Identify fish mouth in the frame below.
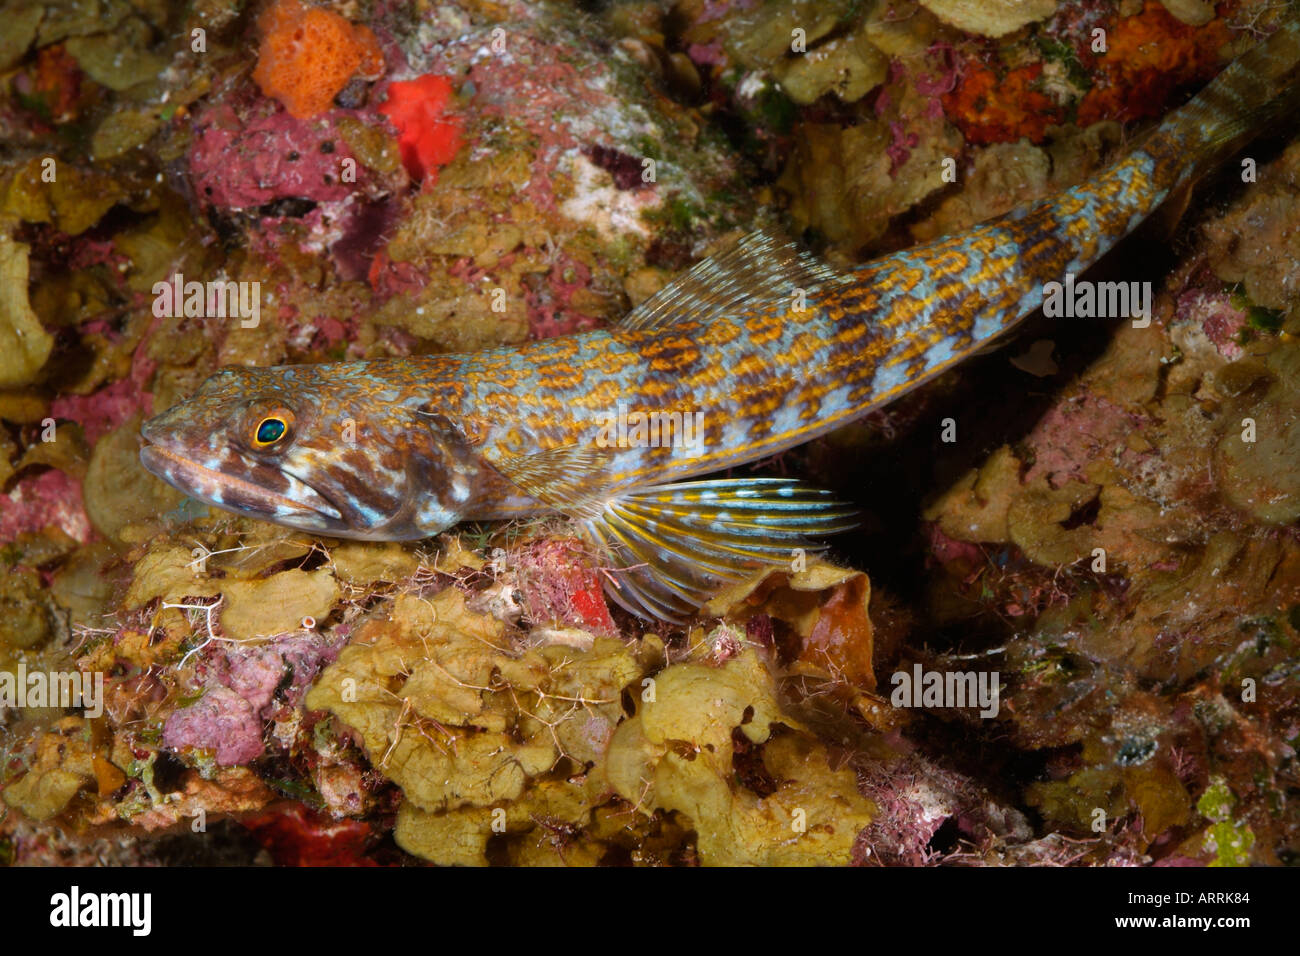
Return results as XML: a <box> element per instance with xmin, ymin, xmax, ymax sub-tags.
<box><xmin>139</xmin><ymin>440</ymin><xmax>345</xmax><ymax>529</ymax></box>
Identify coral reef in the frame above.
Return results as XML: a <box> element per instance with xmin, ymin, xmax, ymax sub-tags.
<box><xmin>1</xmin><ymin>0</ymin><xmax>1299</xmax><ymax>868</ymax></box>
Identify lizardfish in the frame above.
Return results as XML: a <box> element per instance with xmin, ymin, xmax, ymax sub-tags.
<box><xmin>141</xmin><ymin>14</ymin><xmax>1300</xmax><ymax>620</ymax></box>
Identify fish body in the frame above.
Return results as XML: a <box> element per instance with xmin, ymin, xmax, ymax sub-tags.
<box><xmin>142</xmin><ymin>14</ymin><xmax>1300</xmax><ymax>619</ymax></box>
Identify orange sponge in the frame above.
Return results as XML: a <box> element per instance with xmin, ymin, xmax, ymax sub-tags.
<box><xmin>253</xmin><ymin>0</ymin><xmax>385</xmax><ymax>118</ymax></box>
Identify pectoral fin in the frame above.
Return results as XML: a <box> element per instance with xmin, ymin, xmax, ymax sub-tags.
<box><xmin>574</xmin><ymin>478</ymin><xmax>857</xmax><ymax>621</ymax></box>
<box><xmin>479</xmin><ymin>444</ymin><xmax>857</xmax><ymax>621</ymax></box>
<box><xmin>482</xmin><ymin>443</ymin><xmax>617</xmax><ymax>510</ymax></box>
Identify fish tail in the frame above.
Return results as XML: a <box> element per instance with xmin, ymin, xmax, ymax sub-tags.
<box><xmin>1155</xmin><ymin>7</ymin><xmax>1300</xmax><ymax>182</ymax></box>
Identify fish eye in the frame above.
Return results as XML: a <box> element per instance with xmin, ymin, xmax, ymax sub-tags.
<box><xmin>256</xmin><ymin>418</ymin><xmax>287</xmax><ymax>444</ymax></box>
<box><xmin>251</xmin><ymin>408</ymin><xmax>294</xmax><ymax>448</ymax></box>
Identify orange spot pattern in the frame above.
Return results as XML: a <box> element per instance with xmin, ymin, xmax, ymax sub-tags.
<box><xmin>253</xmin><ymin>0</ymin><xmax>385</xmax><ymax>119</ymax></box>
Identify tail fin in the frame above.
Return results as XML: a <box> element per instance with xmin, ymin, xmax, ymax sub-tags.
<box><xmin>1156</xmin><ymin>8</ymin><xmax>1300</xmax><ymax>182</ymax></box>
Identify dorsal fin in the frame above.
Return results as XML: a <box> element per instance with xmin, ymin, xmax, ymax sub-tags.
<box><xmin>617</xmin><ymin>228</ymin><xmax>845</xmax><ymax>331</ymax></box>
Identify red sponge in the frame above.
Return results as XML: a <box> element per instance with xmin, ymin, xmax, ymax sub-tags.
<box><xmin>378</xmin><ymin>74</ymin><xmax>463</xmax><ymax>183</ymax></box>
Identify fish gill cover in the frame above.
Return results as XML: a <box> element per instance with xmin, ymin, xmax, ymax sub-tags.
<box><xmin>0</xmin><ymin>0</ymin><xmax>1296</xmax><ymax>873</ymax></box>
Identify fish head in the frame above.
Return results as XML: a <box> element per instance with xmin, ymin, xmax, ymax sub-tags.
<box><xmin>140</xmin><ymin>364</ymin><xmax>481</xmax><ymax>539</ymax></box>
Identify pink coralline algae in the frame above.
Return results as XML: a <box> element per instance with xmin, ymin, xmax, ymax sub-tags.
<box><xmin>878</xmin><ymin>54</ymin><xmax>954</xmax><ymax>174</ymax></box>
<box><xmin>188</xmin><ymin>103</ymin><xmax>366</xmax><ymax>211</ymax></box>
<box><xmin>223</xmin><ymin>632</ymin><xmax>340</xmax><ymax>711</ymax></box>
<box><xmin>912</xmin><ymin>45</ymin><xmax>959</xmax><ymax>117</ymax></box>
<box><xmin>163</xmin><ymin>632</ymin><xmax>340</xmax><ymax>765</ymax></box>
<box><xmin>927</xmin><ymin>523</ymin><xmax>986</xmax><ymax>567</ymax></box>
<box><xmin>526</xmin><ymin>255</ymin><xmax>602</xmax><ymax>338</ymax></box>
<box><xmin>451</xmin><ymin>35</ymin><xmax>621</xmax><ymax>211</ymax></box>
<box><xmin>886</xmin><ymin>121</ymin><xmax>921</xmax><ymax>175</ymax></box>
<box><xmin>855</xmin><ymin>750</ymin><xmax>1032</xmax><ymax>866</ymax></box>
<box><xmin>1023</xmin><ymin>393</ymin><xmax>1147</xmax><ymax>488</ymax></box>
<box><xmin>163</xmin><ymin>686</ymin><xmax>266</xmax><ymax>766</ymax></box>
<box><xmin>1177</xmin><ymin>288</ymin><xmax>1248</xmax><ymax>360</ymax></box>
<box><xmin>0</xmin><ymin>470</ymin><xmax>93</xmax><ymax>545</ymax></box>
<box><xmin>49</xmin><ymin>349</ymin><xmax>156</xmax><ymax>446</ymax></box>
<box><xmin>697</xmin><ymin>0</ymin><xmax>756</xmax><ymax>23</ymax></box>
<box><xmin>687</xmin><ymin>41</ymin><xmax>726</xmax><ymax>67</ymax></box>
<box><xmin>368</xmin><ymin>247</ymin><xmax>429</xmax><ymax>301</ymax></box>
<box><xmin>513</xmin><ymin>538</ymin><xmax>617</xmax><ymax>635</ymax></box>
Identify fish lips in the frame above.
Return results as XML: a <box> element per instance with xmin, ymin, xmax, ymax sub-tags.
<box><xmin>139</xmin><ymin>435</ymin><xmax>347</xmax><ymax>533</ymax></box>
